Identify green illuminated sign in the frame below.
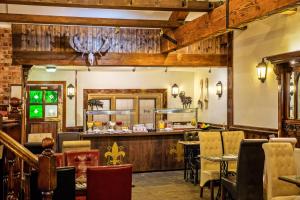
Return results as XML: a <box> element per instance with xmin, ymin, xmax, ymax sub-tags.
<box><xmin>29</xmin><ymin>105</ymin><xmax>43</xmax><ymax>119</ymax></box>
<box><xmin>29</xmin><ymin>90</ymin><xmax>43</xmax><ymax>104</ymax></box>
<box><xmin>45</xmin><ymin>91</ymin><xmax>58</xmax><ymax>104</ymax></box>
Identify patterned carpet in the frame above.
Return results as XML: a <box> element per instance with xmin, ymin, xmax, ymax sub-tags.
<box><xmin>132</xmin><ymin>171</ymin><xmax>216</xmax><ymax>200</ymax></box>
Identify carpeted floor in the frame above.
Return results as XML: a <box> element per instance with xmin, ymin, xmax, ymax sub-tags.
<box><xmin>132</xmin><ymin>171</ymin><xmax>216</xmax><ymax>200</ymax></box>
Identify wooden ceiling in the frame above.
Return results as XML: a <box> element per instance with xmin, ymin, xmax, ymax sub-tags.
<box><xmin>1</xmin><ymin>0</ymin><xmax>300</xmax><ymax>67</ymax></box>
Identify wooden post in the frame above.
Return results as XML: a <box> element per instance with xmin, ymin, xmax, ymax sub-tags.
<box><xmin>38</xmin><ymin>138</ymin><xmax>56</xmax><ymax>200</ymax></box>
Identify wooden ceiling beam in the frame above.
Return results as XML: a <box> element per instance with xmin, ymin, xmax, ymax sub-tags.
<box><xmin>12</xmin><ymin>51</ymin><xmax>227</xmax><ymax>67</ymax></box>
<box><xmin>162</xmin><ymin>0</ymin><xmax>300</xmax><ymax>52</ymax></box>
<box><xmin>3</xmin><ymin>0</ymin><xmax>220</xmax><ymax>12</ymax></box>
<box><xmin>0</xmin><ymin>13</ymin><xmax>182</xmax><ymax>28</ymax></box>
<box><xmin>161</xmin><ymin>11</ymin><xmax>189</xmax><ymax>51</ymax></box>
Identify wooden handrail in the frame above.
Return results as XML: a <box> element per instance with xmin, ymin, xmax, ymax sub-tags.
<box><xmin>0</xmin><ymin>130</ymin><xmax>38</xmax><ymax>169</ymax></box>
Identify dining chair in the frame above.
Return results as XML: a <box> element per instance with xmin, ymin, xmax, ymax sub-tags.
<box><xmin>222</xmin><ymin>131</ymin><xmax>245</xmax><ymax>172</ymax></box>
<box><xmin>269</xmin><ymin>137</ymin><xmax>297</xmax><ymax>148</ymax></box>
<box><xmin>199</xmin><ymin>131</ymin><xmax>222</xmax><ymax>200</ymax></box>
<box><xmin>64</xmin><ymin>150</ymin><xmax>99</xmax><ymax>182</ymax></box>
<box><xmin>86</xmin><ymin>164</ymin><xmax>132</xmax><ymax>200</ymax></box>
<box><xmin>221</xmin><ymin>139</ymin><xmax>267</xmax><ymax>200</ymax></box>
<box><xmin>62</xmin><ymin>140</ymin><xmax>91</xmax><ymax>152</ymax></box>
<box><xmin>263</xmin><ymin>143</ymin><xmax>300</xmax><ymax>200</ymax></box>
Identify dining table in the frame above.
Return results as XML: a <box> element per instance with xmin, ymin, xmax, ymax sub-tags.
<box><xmin>178</xmin><ymin>140</ymin><xmax>200</xmax><ymax>184</ymax></box>
<box><xmin>200</xmin><ymin>154</ymin><xmax>238</xmax><ymax>200</ymax></box>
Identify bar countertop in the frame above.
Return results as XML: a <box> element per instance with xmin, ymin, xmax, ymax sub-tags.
<box><xmin>80</xmin><ymin>129</ymin><xmax>203</xmax><ymax>138</ymax></box>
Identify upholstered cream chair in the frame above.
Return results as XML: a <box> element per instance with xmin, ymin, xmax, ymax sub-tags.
<box><xmin>27</xmin><ymin>133</ymin><xmax>53</xmax><ymax>143</ymax></box>
<box><xmin>263</xmin><ymin>143</ymin><xmax>300</xmax><ymax>200</ymax></box>
<box><xmin>62</xmin><ymin>140</ymin><xmax>91</xmax><ymax>152</ymax></box>
<box><xmin>222</xmin><ymin>131</ymin><xmax>245</xmax><ymax>172</ymax></box>
<box><xmin>199</xmin><ymin>131</ymin><xmax>222</xmax><ymax>199</ymax></box>
<box><xmin>269</xmin><ymin>137</ymin><xmax>297</xmax><ymax>148</ymax></box>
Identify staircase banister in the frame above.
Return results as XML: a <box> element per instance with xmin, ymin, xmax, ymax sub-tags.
<box><xmin>0</xmin><ymin>130</ymin><xmax>38</xmax><ymax>168</ymax></box>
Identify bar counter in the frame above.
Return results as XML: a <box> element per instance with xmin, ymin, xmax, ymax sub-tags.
<box><xmin>80</xmin><ymin>130</ymin><xmax>188</xmax><ymax>172</ymax></box>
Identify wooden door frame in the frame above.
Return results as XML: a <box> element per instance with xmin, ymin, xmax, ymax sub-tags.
<box><xmin>27</xmin><ymin>81</ymin><xmax>67</xmax><ymax>132</ymax></box>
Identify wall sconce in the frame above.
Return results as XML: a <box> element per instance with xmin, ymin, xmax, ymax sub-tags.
<box><xmin>67</xmin><ymin>84</ymin><xmax>75</xmax><ymax>100</ymax></box>
<box><xmin>256</xmin><ymin>58</ymin><xmax>267</xmax><ymax>83</ymax></box>
<box><xmin>171</xmin><ymin>84</ymin><xmax>179</xmax><ymax>98</ymax></box>
<box><xmin>216</xmin><ymin>81</ymin><xmax>223</xmax><ymax>98</ymax></box>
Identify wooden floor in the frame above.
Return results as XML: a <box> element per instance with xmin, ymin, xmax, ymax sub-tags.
<box><xmin>132</xmin><ymin>171</ymin><xmax>215</xmax><ymax>200</ymax></box>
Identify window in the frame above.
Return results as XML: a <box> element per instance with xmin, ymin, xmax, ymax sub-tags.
<box><xmin>28</xmin><ymin>89</ymin><xmax>59</xmax><ymax>119</ymax></box>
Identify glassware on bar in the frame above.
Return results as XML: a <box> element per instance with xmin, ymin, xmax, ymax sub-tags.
<box><xmin>87</xmin><ymin>121</ymin><xmax>94</xmax><ymax>133</ymax></box>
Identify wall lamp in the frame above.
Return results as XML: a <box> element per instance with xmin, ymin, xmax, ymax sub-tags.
<box><xmin>256</xmin><ymin>58</ymin><xmax>267</xmax><ymax>83</ymax></box>
<box><xmin>216</xmin><ymin>81</ymin><xmax>223</xmax><ymax>98</ymax></box>
<box><xmin>171</xmin><ymin>84</ymin><xmax>179</xmax><ymax>98</ymax></box>
<box><xmin>67</xmin><ymin>84</ymin><xmax>75</xmax><ymax>100</ymax></box>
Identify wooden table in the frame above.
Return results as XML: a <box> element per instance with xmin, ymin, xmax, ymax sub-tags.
<box><xmin>178</xmin><ymin>141</ymin><xmax>200</xmax><ymax>184</ymax></box>
<box><xmin>279</xmin><ymin>175</ymin><xmax>300</xmax><ymax>187</ymax></box>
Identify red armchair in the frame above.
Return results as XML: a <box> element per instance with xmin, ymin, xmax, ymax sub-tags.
<box><xmin>86</xmin><ymin>164</ymin><xmax>132</xmax><ymax>200</ymax></box>
<box><xmin>55</xmin><ymin>153</ymin><xmax>65</xmax><ymax>167</ymax></box>
<box><xmin>64</xmin><ymin>150</ymin><xmax>100</xmax><ymax>182</ymax></box>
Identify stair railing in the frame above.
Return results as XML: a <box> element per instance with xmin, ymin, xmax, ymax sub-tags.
<box><xmin>0</xmin><ymin>130</ymin><xmax>57</xmax><ymax>200</ymax></box>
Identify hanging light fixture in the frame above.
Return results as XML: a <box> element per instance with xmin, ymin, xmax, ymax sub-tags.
<box><xmin>46</xmin><ymin>65</ymin><xmax>56</xmax><ymax>73</ymax></box>
<box><xmin>256</xmin><ymin>58</ymin><xmax>267</xmax><ymax>83</ymax></box>
<box><xmin>67</xmin><ymin>84</ymin><xmax>75</xmax><ymax>100</ymax></box>
<box><xmin>171</xmin><ymin>84</ymin><xmax>179</xmax><ymax>98</ymax></box>
<box><xmin>216</xmin><ymin>81</ymin><xmax>223</xmax><ymax>98</ymax></box>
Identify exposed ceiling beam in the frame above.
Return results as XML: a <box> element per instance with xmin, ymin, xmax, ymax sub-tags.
<box><xmin>2</xmin><ymin>0</ymin><xmax>221</xmax><ymax>12</ymax></box>
<box><xmin>13</xmin><ymin>51</ymin><xmax>227</xmax><ymax>67</ymax></box>
<box><xmin>161</xmin><ymin>11</ymin><xmax>189</xmax><ymax>50</ymax></box>
<box><xmin>161</xmin><ymin>0</ymin><xmax>300</xmax><ymax>52</ymax></box>
<box><xmin>0</xmin><ymin>13</ymin><xmax>182</xmax><ymax>28</ymax></box>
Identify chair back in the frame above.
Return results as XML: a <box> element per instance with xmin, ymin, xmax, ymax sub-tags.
<box><xmin>64</xmin><ymin>150</ymin><xmax>99</xmax><ymax>182</ymax></box>
<box><xmin>87</xmin><ymin>164</ymin><xmax>132</xmax><ymax>200</ymax></box>
<box><xmin>62</xmin><ymin>140</ymin><xmax>91</xmax><ymax>152</ymax></box>
<box><xmin>269</xmin><ymin>137</ymin><xmax>297</xmax><ymax>148</ymax></box>
<box><xmin>57</xmin><ymin>132</ymin><xmax>81</xmax><ymax>152</ymax></box>
<box><xmin>30</xmin><ymin>166</ymin><xmax>76</xmax><ymax>200</ymax></box>
<box><xmin>222</xmin><ymin>131</ymin><xmax>245</xmax><ymax>155</ymax></box>
<box><xmin>55</xmin><ymin>153</ymin><xmax>65</xmax><ymax>167</ymax></box>
<box><xmin>236</xmin><ymin>139</ymin><xmax>268</xmax><ymax>200</ymax></box>
<box><xmin>199</xmin><ymin>132</ymin><xmax>222</xmax><ymax>186</ymax></box>
<box><xmin>24</xmin><ymin>142</ymin><xmax>45</xmax><ymax>154</ymax></box>
<box><xmin>263</xmin><ymin>143</ymin><xmax>300</xmax><ymax>200</ymax></box>
<box><xmin>27</xmin><ymin>133</ymin><xmax>52</xmax><ymax>143</ymax></box>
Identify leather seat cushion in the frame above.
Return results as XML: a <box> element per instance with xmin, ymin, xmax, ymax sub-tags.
<box><xmin>222</xmin><ymin>175</ymin><xmax>237</xmax><ymax>200</ymax></box>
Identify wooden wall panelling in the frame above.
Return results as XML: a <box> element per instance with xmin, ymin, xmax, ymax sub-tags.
<box><xmin>12</xmin><ymin>24</ymin><xmax>161</xmax><ymax>54</ymax></box>
<box><xmin>174</xmin><ymin>33</ymin><xmax>228</xmax><ymax>55</ymax></box>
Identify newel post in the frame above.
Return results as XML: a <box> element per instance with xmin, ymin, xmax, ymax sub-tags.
<box><xmin>38</xmin><ymin>138</ymin><xmax>57</xmax><ymax>200</ymax></box>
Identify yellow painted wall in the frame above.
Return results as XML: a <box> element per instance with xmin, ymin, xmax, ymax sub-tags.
<box><xmin>233</xmin><ymin>9</ymin><xmax>300</xmax><ymax>128</ymax></box>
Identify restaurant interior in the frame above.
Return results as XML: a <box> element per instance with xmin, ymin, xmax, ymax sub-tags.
<box><xmin>0</xmin><ymin>0</ymin><xmax>300</xmax><ymax>200</ymax></box>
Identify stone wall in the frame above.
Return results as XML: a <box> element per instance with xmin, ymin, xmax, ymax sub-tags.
<box><xmin>0</xmin><ymin>28</ymin><xmax>21</xmax><ymax>104</ymax></box>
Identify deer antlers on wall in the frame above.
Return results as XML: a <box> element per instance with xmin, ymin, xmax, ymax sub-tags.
<box><xmin>69</xmin><ymin>33</ymin><xmax>110</xmax><ymax>66</ymax></box>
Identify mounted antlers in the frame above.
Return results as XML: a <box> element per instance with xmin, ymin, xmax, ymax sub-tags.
<box><xmin>69</xmin><ymin>33</ymin><xmax>110</xmax><ymax>66</ymax></box>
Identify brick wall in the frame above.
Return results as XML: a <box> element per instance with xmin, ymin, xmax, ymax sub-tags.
<box><xmin>0</xmin><ymin>28</ymin><xmax>22</xmax><ymax>104</ymax></box>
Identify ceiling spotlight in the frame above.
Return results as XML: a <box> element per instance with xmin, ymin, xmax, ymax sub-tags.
<box><xmin>165</xmin><ymin>67</ymin><xmax>168</xmax><ymax>73</ymax></box>
<box><xmin>132</xmin><ymin>67</ymin><xmax>136</xmax><ymax>72</ymax></box>
<box><xmin>46</xmin><ymin>65</ymin><xmax>56</xmax><ymax>73</ymax></box>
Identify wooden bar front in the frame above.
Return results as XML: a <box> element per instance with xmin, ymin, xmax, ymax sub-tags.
<box><xmin>80</xmin><ymin>131</ymin><xmax>185</xmax><ymax>172</ymax></box>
